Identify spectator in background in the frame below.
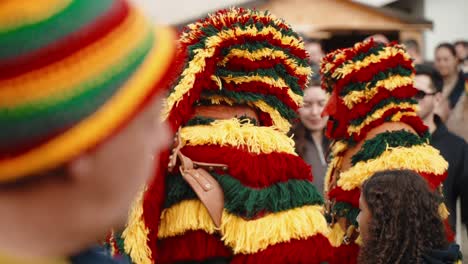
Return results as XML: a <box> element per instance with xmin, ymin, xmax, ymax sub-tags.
<box><xmin>293</xmin><ymin>79</ymin><xmax>329</xmax><ymax>195</ymax></box>
<box><xmin>414</xmin><ymin>64</ymin><xmax>468</xmax><ymax>233</ymax></box>
<box><xmin>454</xmin><ymin>40</ymin><xmax>468</xmax><ymax>73</ymax></box>
<box><xmin>357</xmin><ymin>170</ymin><xmax>462</xmax><ymax>264</ymax></box>
<box><xmin>403</xmin><ymin>39</ymin><xmax>425</xmax><ymax>65</ymax></box>
<box><xmin>304</xmin><ymin>39</ymin><xmax>325</xmax><ymax>81</ymax></box>
<box><xmin>364</xmin><ymin>33</ymin><xmax>389</xmax><ymax>44</ymax></box>
<box><xmin>433</xmin><ymin>43</ymin><xmax>465</xmax><ymax>119</ymax></box>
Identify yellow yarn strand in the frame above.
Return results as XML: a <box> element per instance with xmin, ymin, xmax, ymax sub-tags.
<box><xmin>347</xmin><ymin>102</ymin><xmax>417</xmax><ymax>135</ymax></box>
<box><xmin>439</xmin><ymin>203</ymin><xmax>450</xmax><ymax>220</ymax></box>
<box><xmin>122</xmin><ymin>190</ymin><xmax>152</xmax><ymax>264</ymax></box>
<box><xmin>200</xmin><ymin>95</ymin><xmax>292</xmax><ymax>133</ymax></box>
<box><xmin>221</xmin><ymin>75</ymin><xmax>303</xmax><ymax>107</ymax></box>
<box><xmin>179</xmin><ymin>119</ymin><xmax>296</xmax><ymax>155</ymax></box>
<box><xmin>332</xmin><ymin>47</ymin><xmax>412</xmax><ymax>80</ymax></box>
<box><xmin>343</xmin><ymin>75</ymin><xmax>414</xmax><ymax>109</ymax></box>
<box><xmin>163</xmin><ymin>25</ymin><xmax>304</xmax><ymax>119</ymax></box>
<box><xmin>218</xmin><ymin>48</ymin><xmax>311</xmax><ymax>76</ymax></box>
<box><xmin>328</xmin><ymin>222</ymin><xmax>346</xmax><ymax>247</ymax></box>
<box><xmin>158</xmin><ymin>200</ymin><xmax>329</xmax><ymax>254</ymax></box>
<box><xmin>337</xmin><ymin>144</ymin><xmax>448</xmax><ymax>191</ymax></box>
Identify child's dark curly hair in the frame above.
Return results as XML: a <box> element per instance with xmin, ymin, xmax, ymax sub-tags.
<box><xmin>358</xmin><ymin>169</ymin><xmax>448</xmax><ymax>264</ymax></box>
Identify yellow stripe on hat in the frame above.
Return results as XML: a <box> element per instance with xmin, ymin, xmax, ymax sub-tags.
<box><xmin>179</xmin><ymin>119</ymin><xmax>297</xmax><ymax>155</ymax></box>
<box><xmin>347</xmin><ymin>102</ymin><xmax>417</xmax><ymax>135</ymax></box>
<box><xmin>218</xmin><ymin>48</ymin><xmax>311</xmax><ymax>77</ymax></box>
<box><xmin>0</xmin><ymin>7</ymin><xmax>148</xmax><ymax>108</ymax></box>
<box><xmin>163</xmin><ymin>25</ymin><xmax>304</xmax><ymax>119</ymax></box>
<box><xmin>0</xmin><ymin>0</ymin><xmax>72</xmax><ymax>32</ymax></box>
<box><xmin>158</xmin><ymin>200</ymin><xmax>329</xmax><ymax>254</ymax></box>
<box><xmin>221</xmin><ymin>75</ymin><xmax>303</xmax><ymax>107</ymax></box>
<box><xmin>337</xmin><ymin>144</ymin><xmax>448</xmax><ymax>191</ymax></box>
<box><xmin>342</xmin><ymin>75</ymin><xmax>414</xmax><ymax>109</ymax></box>
<box><xmin>332</xmin><ymin>47</ymin><xmax>412</xmax><ymax>80</ymax></box>
<box><xmin>0</xmin><ymin>25</ymin><xmax>176</xmax><ymax>181</ymax></box>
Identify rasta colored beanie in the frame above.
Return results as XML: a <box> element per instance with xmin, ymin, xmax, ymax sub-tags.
<box><xmin>0</xmin><ymin>0</ymin><xmax>177</xmax><ymax>182</ymax></box>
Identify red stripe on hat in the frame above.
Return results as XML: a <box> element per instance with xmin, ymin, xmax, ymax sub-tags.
<box><xmin>0</xmin><ymin>0</ymin><xmax>129</xmax><ymax>80</ymax></box>
<box><xmin>180</xmin><ymin>145</ymin><xmax>312</xmax><ymax>188</ymax></box>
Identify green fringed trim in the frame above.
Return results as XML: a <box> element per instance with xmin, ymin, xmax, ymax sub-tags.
<box><xmin>164</xmin><ymin>173</ymin><xmax>323</xmax><ymax>219</ymax></box>
<box><xmin>331</xmin><ymin>202</ymin><xmax>360</xmax><ymax>226</ymax></box>
<box><xmin>188</xmin><ymin>19</ymin><xmax>299</xmax><ymax>58</ymax></box>
<box><xmin>216</xmin><ymin>63</ymin><xmax>303</xmax><ymax>96</ymax></box>
<box><xmin>340</xmin><ymin>66</ymin><xmax>413</xmax><ymax>96</ymax></box>
<box><xmin>351</xmin><ymin>44</ymin><xmax>386</xmax><ymax>62</ymax></box>
<box><xmin>201</xmin><ymin>90</ymin><xmax>297</xmax><ymax>120</ymax></box>
<box><xmin>184</xmin><ymin>115</ymin><xmax>258</xmax><ymax>127</ymax></box>
<box><xmin>221</xmin><ymin>41</ymin><xmax>309</xmax><ymax>68</ymax></box>
<box><xmin>351</xmin><ymin>130</ymin><xmax>428</xmax><ymax>165</ymax></box>
<box><xmin>349</xmin><ymin>97</ymin><xmax>416</xmax><ymax>126</ymax></box>
<box><xmin>114</xmin><ymin>232</ymin><xmax>126</xmax><ymax>255</ymax></box>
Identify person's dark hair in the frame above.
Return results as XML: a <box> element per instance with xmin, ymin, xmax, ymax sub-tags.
<box><xmin>403</xmin><ymin>39</ymin><xmax>420</xmax><ymax>53</ymax></box>
<box><xmin>358</xmin><ymin>170</ymin><xmax>448</xmax><ymax>264</ymax></box>
<box><xmin>435</xmin><ymin>42</ymin><xmax>457</xmax><ymax>57</ymax></box>
<box><xmin>453</xmin><ymin>40</ymin><xmax>468</xmax><ymax>49</ymax></box>
<box><xmin>414</xmin><ymin>64</ymin><xmax>443</xmax><ymax>93</ymax></box>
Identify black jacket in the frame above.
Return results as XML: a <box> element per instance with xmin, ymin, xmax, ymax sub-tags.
<box><xmin>430</xmin><ymin>115</ymin><xmax>468</xmax><ymax>230</ymax></box>
<box><xmin>422</xmin><ymin>244</ymin><xmax>462</xmax><ymax>264</ymax></box>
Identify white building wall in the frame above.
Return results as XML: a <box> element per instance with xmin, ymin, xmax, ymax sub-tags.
<box><xmin>424</xmin><ymin>0</ymin><xmax>468</xmax><ymax>61</ymax></box>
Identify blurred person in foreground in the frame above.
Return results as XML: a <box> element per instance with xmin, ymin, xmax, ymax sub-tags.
<box><xmin>0</xmin><ymin>0</ymin><xmax>177</xmax><ymax>263</ymax></box>
<box><xmin>293</xmin><ymin>79</ymin><xmax>330</xmax><ymax>195</ymax></box>
<box><xmin>358</xmin><ymin>170</ymin><xmax>463</xmax><ymax>264</ymax></box>
<box><xmin>320</xmin><ymin>39</ymin><xmax>452</xmax><ymax>263</ymax></box>
<box><xmin>414</xmin><ymin>64</ymin><xmax>468</xmax><ymax>233</ymax></box>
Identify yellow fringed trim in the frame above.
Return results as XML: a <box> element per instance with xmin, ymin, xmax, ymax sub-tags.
<box><xmin>158</xmin><ymin>200</ymin><xmax>329</xmax><ymax>254</ymax></box>
<box><xmin>439</xmin><ymin>203</ymin><xmax>450</xmax><ymax>220</ymax></box>
<box><xmin>0</xmin><ymin>0</ymin><xmax>71</xmax><ymax>32</ymax></box>
<box><xmin>0</xmin><ymin>7</ymin><xmax>149</xmax><ymax>107</ymax></box>
<box><xmin>328</xmin><ymin>223</ymin><xmax>346</xmax><ymax>247</ymax></box>
<box><xmin>332</xmin><ymin>47</ymin><xmax>412</xmax><ymax>80</ymax></box>
<box><xmin>347</xmin><ymin>102</ymin><xmax>417</xmax><ymax>135</ymax></box>
<box><xmin>337</xmin><ymin>144</ymin><xmax>448</xmax><ymax>191</ymax></box>
<box><xmin>342</xmin><ymin>75</ymin><xmax>414</xmax><ymax>109</ymax></box>
<box><xmin>218</xmin><ymin>48</ymin><xmax>311</xmax><ymax>76</ymax></box>
<box><xmin>390</xmin><ymin>110</ymin><xmax>418</xmax><ymax>122</ymax></box>
<box><xmin>355</xmin><ymin>235</ymin><xmax>363</xmax><ymax>246</ymax></box>
<box><xmin>122</xmin><ymin>190</ymin><xmax>152</xmax><ymax>264</ymax></box>
<box><xmin>324</xmin><ymin>141</ymin><xmax>348</xmax><ymax>193</ymax></box>
<box><xmin>221</xmin><ymin>75</ymin><xmax>303</xmax><ymax>107</ymax></box>
<box><xmin>200</xmin><ymin>95</ymin><xmax>292</xmax><ymax>133</ymax></box>
<box><xmin>163</xmin><ymin>25</ymin><xmax>304</xmax><ymax>119</ymax></box>
<box><xmin>158</xmin><ymin>200</ymin><xmax>218</xmax><ymax>238</ymax></box>
<box><xmin>179</xmin><ymin>118</ymin><xmax>296</xmax><ymax>155</ymax></box>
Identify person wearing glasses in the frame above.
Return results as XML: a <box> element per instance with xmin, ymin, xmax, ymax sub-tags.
<box><xmin>414</xmin><ymin>64</ymin><xmax>468</xmax><ymax>235</ymax></box>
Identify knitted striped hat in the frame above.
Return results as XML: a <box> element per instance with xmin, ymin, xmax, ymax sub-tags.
<box><xmin>320</xmin><ymin>39</ymin><xmax>427</xmax><ymax>143</ymax></box>
<box><xmin>0</xmin><ymin>0</ymin><xmax>177</xmax><ymax>182</ymax></box>
<box><xmin>163</xmin><ymin>7</ymin><xmax>311</xmax><ymax>133</ymax></box>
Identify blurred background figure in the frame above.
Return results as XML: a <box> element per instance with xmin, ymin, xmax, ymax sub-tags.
<box><xmin>454</xmin><ymin>40</ymin><xmax>468</xmax><ymax>73</ymax></box>
<box><xmin>304</xmin><ymin>39</ymin><xmax>325</xmax><ymax>82</ymax></box>
<box><xmin>403</xmin><ymin>39</ymin><xmax>425</xmax><ymax>65</ymax></box>
<box><xmin>293</xmin><ymin>79</ymin><xmax>329</xmax><ymax>195</ymax></box>
<box><xmin>414</xmin><ymin>64</ymin><xmax>468</xmax><ymax>234</ymax></box>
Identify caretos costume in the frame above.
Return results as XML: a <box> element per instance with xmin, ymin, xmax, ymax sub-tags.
<box><xmin>108</xmin><ymin>7</ymin><xmax>336</xmax><ymax>264</ymax></box>
<box><xmin>320</xmin><ymin>40</ymin><xmax>453</xmax><ymax>263</ymax></box>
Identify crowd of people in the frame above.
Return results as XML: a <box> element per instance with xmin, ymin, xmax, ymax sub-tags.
<box><xmin>0</xmin><ymin>1</ymin><xmax>466</xmax><ymax>263</ymax></box>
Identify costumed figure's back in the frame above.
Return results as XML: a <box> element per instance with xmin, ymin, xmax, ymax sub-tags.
<box><xmin>320</xmin><ymin>40</ymin><xmax>454</xmax><ymax>263</ymax></box>
<box><xmin>110</xmin><ymin>8</ymin><xmax>336</xmax><ymax>264</ymax></box>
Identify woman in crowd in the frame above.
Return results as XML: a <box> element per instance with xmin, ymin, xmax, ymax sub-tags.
<box><xmin>293</xmin><ymin>79</ymin><xmax>329</xmax><ymax>195</ymax></box>
<box><xmin>357</xmin><ymin>170</ymin><xmax>462</xmax><ymax>264</ymax></box>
